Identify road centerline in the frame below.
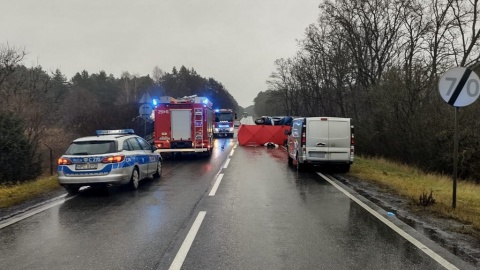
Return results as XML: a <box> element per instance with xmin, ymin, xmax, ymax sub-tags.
<box><xmin>223</xmin><ymin>158</ymin><xmax>231</xmax><ymax>169</ymax></box>
<box><xmin>209</xmin><ymin>173</ymin><xmax>224</xmax><ymax>196</ymax></box>
<box><xmin>168</xmin><ymin>211</ymin><xmax>207</xmax><ymax>270</ymax></box>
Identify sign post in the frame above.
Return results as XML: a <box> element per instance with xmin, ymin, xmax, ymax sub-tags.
<box><xmin>138</xmin><ymin>92</ymin><xmax>153</xmax><ymax>138</ymax></box>
<box><xmin>438</xmin><ymin>67</ymin><xmax>480</xmax><ymax>209</ymax></box>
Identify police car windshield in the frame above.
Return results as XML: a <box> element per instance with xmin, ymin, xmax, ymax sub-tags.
<box><xmin>215</xmin><ymin>113</ymin><xmax>233</xmax><ymax>122</ymax></box>
<box><xmin>65</xmin><ymin>141</ymin><xmax>117</xmax><ymax>155</ymax></box>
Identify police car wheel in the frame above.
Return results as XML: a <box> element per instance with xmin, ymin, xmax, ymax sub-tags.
<box><xmin>129</xmin><ymin>168</ymin><xmax>140</xmax><ymax>190</ymax></box>
<box><xmin>153</xmin><ymin>161</ymin><xmax>162</xmax><ymax>178</ymax></box>
<box><xmin>65</xmin><ymin>186</ymin><xmax>80</xmax><ymax>194</ymax></box>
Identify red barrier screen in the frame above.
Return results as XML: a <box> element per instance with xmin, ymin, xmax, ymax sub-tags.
<box><xmin>237</xmin><ymin>125</ymin><xmax>289</xmax><ymax>146</ymax></box>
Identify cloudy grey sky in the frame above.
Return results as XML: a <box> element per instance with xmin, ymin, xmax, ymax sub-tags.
<box><xmin>1</xmin><ymin>0</ymin><xmax>320</xmax><ymax>107</ymax></box>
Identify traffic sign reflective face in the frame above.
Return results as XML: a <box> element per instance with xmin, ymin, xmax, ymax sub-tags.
<box><xmin>438</xmin><ymin>67</ymin><xmax>480</xmax><ymax>107</ymax></box>
<box><xmin>139</xmin><ymin>104</ymin><xmax>153</xmax><ymax>115</ymax></box>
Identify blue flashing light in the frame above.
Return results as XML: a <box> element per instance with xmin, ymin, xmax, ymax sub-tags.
<box><xmin>203</xmin><ymin>98</ymin><xmax>209</xmax><ymax>105</ymax></box>
<box><xmin>215</xmin><ymin>109</ymin><xmax>220</xmax><ymax>112</ymax></box>
<box><xmin>152</xmin><ymin>99</ymin><xmax>158</xmax><ymax>106</ymax></box>
<box><xmin>96</xmin><ymin>129</ymin><xmax>135</xmax><ymax>136</ymax></box>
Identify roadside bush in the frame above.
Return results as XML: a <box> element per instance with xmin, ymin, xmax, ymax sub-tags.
<box><xmin>418</xmin><ymin>190</ymin><xmax>436</xmax><ymax>207</ymax></box>
<box><xmin>0</xmin><ymin>112</ymin><xmax>41</xmax><ymax>184</ymax></box>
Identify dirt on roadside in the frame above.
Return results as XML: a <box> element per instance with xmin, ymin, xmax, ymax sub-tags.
<box><xmin>335</xmin><ymin>173</ymin><xmax>480</xmax><ymax>268</ymax></box>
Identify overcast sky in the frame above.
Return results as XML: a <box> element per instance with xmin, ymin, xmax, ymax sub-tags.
<box><xmin>1</xmin><ymin>0</ymin><xmax>320</xmax><ymax>107</ymax></box>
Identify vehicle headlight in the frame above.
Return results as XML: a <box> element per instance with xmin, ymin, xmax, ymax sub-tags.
<box><xmin>214</xmin><ymin>128</ymin><xmax>219</xmax><ymax>132</ymax></box>
<box><xmin>229</xmin><ymin>127</ymin><xmax>234</xmax><ymax>132</ymax></box>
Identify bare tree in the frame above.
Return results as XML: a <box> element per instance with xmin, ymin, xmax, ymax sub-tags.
<box><xmin>0</xmin><ymin>43</ymin><xmax>26</xmax><ymax>89</ymax></box>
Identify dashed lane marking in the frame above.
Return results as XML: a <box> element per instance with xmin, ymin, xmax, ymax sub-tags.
<box><xmin>223</xmin><ymin>158</ymin><xmax>231</xmax><ymax>169</ymax></box>
<box><xmin>168</xmin><ymin>211</ymin><xmax>207</xmax><ymax>270</ymax></box>
<box><xmin>209</xmin><ymin>174</ymin><xmax>224</xmax><ymax>196</ymax></box>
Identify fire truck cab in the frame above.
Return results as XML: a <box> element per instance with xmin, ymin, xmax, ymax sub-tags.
<box><xmin>153</xmin><ymin>96</ymin><xmax>214</xmax><ymax>156</ymax></box>
<box><xmin>214</xmin><ymin>109</ymin><xmax>235</xmax><ymax>138</ymax></box>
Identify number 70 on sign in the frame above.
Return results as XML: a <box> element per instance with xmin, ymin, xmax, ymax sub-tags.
<box><xmin>438</xmin><ymin>67</ymin><xmax>480</xmax><ymax>107</ymax></box>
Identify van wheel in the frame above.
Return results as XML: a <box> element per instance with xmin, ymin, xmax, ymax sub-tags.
<box><xmin>129</xmin><ymin>168</ymin><xmax>140</xmax><ymax>190</ymax></box>
<box><xmin>339</xmin><ymin>164</ymin><xmax>350</xmax><ymax>173</ymax></box>
<box><xmin>287</xmin><ymin>152</ymin><xmax>293</xmax><ymax>166</ymax></box>
<box><xmin>296</xmin><ymin>152</ymin><xmax>306</xmax><ymax>171</ymax></box>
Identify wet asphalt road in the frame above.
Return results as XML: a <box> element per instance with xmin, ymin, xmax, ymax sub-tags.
<box><xmin>0</xmin><ymin>129</ymin><xmax>474</xmax><ymax>269</ymax></box>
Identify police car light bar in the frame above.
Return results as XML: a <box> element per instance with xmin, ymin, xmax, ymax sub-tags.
<box><xmin>96</xmin><ymin>129</ymin><xmax>135</xmax><ymax>136</ymax></box>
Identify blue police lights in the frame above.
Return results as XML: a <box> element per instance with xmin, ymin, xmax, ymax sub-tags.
<box><xmin>96</xmin><ymin>129</ymin><xmax>135</xmax><ymax>136</ymax></box>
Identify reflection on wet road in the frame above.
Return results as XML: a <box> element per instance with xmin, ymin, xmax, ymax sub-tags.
<box><xmin>0</xmin><ymin>134</ymin><xmax>473</xmax><ymax>270</ymax></box>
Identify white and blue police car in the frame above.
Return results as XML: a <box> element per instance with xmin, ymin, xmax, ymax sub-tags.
<box><xmin>57</xmin><ymin>129</ymin><xmax>162</xmax><ymax>194</ymax></box>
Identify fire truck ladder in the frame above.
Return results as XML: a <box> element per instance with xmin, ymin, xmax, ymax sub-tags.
<box><xmin>194</xmin><ymin>108</ymin><xmax>204</xmax><ymax>150</ymax></box>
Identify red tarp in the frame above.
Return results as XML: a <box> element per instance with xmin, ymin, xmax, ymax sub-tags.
<box><xmin>237</xmin><ymin>125</ymin><xmax>289</xmax><ymax>146</ymax></box>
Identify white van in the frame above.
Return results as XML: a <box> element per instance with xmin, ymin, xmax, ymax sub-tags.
<box><xmin>285</xmin><ymin>117</ymin><xmax>354</xmax><ymax>172</ymax></box>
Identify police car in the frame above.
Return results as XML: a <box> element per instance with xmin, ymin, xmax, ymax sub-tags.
<box><xmin>57</xmin><ymin>129</ymin><xmax>162</xmax><ymax>194</ymax></box>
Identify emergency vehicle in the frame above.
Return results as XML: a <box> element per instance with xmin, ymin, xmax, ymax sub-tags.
<box><xmin>153</xmin><ymin>96</ymin><xmax>214</xmax><ymax>156</ymax></box>
<box><xmin>213</xmin><ymin>109</ymin><xmax>235</xmax><ymax>138</ymax></box>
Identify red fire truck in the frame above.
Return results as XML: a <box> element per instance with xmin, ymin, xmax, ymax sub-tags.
<box><xmin>153</xmin><ymin>96</ymin><xmax>214</xmax><ymax>156</ymax></box>
<box><xmin>214</xmin><ymin>109</ymin><xmax>235</xmax><ymax>138</ymax></box>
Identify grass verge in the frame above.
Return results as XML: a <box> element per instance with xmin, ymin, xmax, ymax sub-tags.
<box><xmin>351</xmin><ymin>156</ymin><xmax>480</xmax><ymax>232</ymax></box>
<box><xmin>0</xmin><ymin>176</ymin><xmax>61</xmax><ymax>209</ymax></box>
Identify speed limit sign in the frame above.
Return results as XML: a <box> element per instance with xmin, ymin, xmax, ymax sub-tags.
<box><xmin>438</xmin><ymin>67</ymin><xmax>480</xmax><ymax>107</ymax></box>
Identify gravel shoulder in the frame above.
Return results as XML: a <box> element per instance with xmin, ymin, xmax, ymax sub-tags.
<box><xmin>335</xmin><ymin>173</ymin><xmax>480</xmax><ymax>268</ymax></box>
<box><xmin>0</xmin><ymin>187</ymin><xmax>66</xmax><ymax>222</ymax></box>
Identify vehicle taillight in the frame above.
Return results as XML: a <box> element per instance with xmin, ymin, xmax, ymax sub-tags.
<box><xmin>58</xmin><ymin>157</ymin><xmax>72</xmax><ymax>165</ymax></box>
<box><xmin>350</xmin><ymin>125</ymin><xmax>355</xmax><ymax>157</ymax></box>
<box><xmin>102</xmin><ymin>155</ymin><xmax>125</xmax><ymax>163</ymax></box>
<box><xmin>301</xmin><ymin>132</ymin><xmax>306</xmax><ymax>145</ymax></box>
<box><xmin>351</xmin><ymin>125</ymin><xmax>355</xmax><ymax>145</ymax></box>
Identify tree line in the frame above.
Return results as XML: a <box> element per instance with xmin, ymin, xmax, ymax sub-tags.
<box><xmin>0</xmin><ymin>44</ymin><xmax>242</xmax><ymax>184</ymax></box>
<box><xmin>255</xmin><ymin>0</ymin><xmax>480</xmax><ymax>181</ymax></box>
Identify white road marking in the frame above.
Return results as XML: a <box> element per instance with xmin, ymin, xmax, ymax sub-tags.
<box><xmin>209</xmin><ymin>174</ymin><xmax>224</xmax><ymax>196</ymax></box>
<box><xmin>223</xmin><ymin>158</ymin><xmax>231</xmax><ymax>169</ymax></box>
<box><xmin>169</xmin><ymin>211</ymin><xmax>207</xmax><ymax>270</ymax></box>
<box><xmin>317</xmin><ymin>173</ymin><xmax>460</xmax><ymax>270</ymax></box>
<box><xmin>229</xmin><ymin>149</ymin><xmax>235</xmax><ymax>157</ymax></box>
<box><xmin>0</xmin><ymin>194</ymin><xmax>76</xmax><ymax>230</ymax></box>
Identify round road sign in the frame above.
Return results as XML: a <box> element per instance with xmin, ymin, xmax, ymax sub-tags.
<box><xmin>139</xmin><ymin>103</ymin><xmax>153</xmax><ymax>116</ymax></box>
<box><xmin>438</xmin><ymin>67</ymin><xmax>480</xmax><ymax>107</ymax></box>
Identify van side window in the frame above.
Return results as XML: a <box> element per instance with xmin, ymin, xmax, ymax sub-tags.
<box><xmin>292</xmin><ymin>121</ymin><xmax>302</xmax><ymax>137</ymax></box>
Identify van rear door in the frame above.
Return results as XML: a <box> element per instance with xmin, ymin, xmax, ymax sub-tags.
<box><xmin>327</xmin><ymin>118</ymin><xmax>351</xmax><ymax>161</ymax></box>
<box><xmin>306</xmin><ymin>117</ymin><xmax>351</xmax><ymax>161</ymax></box>
<box><xmin>306</xmin><ymin>118</ymin><xmax>329</xmax><ymax>160</ymax></box>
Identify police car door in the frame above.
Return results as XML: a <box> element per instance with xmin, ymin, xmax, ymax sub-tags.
<box><xmin>126</xmin><ymin>138</ymin><xmax>149</xmax><ymax>178</ymax></box>
<box><xmin>136</xmin><ymin>137</ymin><xmax>157</xmax><ymax>175</ymax></box>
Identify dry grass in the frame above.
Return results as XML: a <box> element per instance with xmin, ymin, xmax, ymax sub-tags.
<box><xmin>0</xmin><ymin>176</ymin><xmax>61</xmax><ymax>208</ymax></box>
<box><xmin>351</xmin><ymin>156</ymin><xmax>480</xmax><ymax>230</ymax></box>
